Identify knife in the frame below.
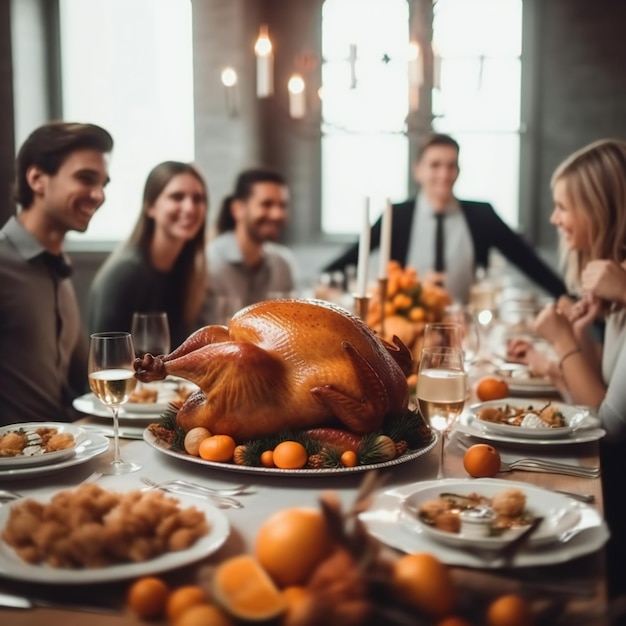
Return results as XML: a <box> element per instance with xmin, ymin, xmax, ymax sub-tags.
<box><xmin>0</xmin><ymin>591</ymin><xmax>119</xmax><ymax>614</ymax></box>
<box><xmin>80</xmin><ymin>425</ymin><xmax>146</xmax><ymax>440</ymax></box>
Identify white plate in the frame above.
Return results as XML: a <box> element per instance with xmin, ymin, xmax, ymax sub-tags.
<box><xmin>468</xmin><ymin>399</ymin><xmax>594</xmax><ymax>439</ymax></box>
<box><xmin>0</xmin><ymin>492</ymin><xmax>230</xmax><ymax>584</ymax></box>
<box><xmin>0</xmin><ymin>434</ymin><xmax>109</xmax><ymax>480</ymax></box>
<box><xmin>144</xmin><ymin>428</ymin><xmax>438</xmax><ymax>476</ymax></box>
<box><xmin>494</xmin><ymin>364</ymin><xmax>559</xmax><ymax>396</ymax></box>
<box><xmin>360</xmin><ymin>478</ymin><xmax>609</xmax><ymax>569</ymax></box>
<box><xmin>455</xmin><ymin>411</ymin><xmax>606</xmax><ymax>446</ymax></box>
<box><xmin>0</xmin><ymin>422</ymin><xmax>86</xmax><ymax>467</ymax></box>
<box><xmin>402</xmin><ymin>480</ymin><xmax>580</xmax><ymax>550</ymax></box>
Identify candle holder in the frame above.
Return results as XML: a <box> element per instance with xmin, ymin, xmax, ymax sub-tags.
<box><xmin>377</xmin><ymin>277</ymin><xmax>388</xmax><ymax>338</ymax></box>
<box><xmin>353</xmin><ymin>294</ymin><xmax>370</xmax><ymax>322</ymax></box>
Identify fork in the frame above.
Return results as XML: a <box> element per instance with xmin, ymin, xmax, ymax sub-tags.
<box><xmin>498</xmin><ymin>458</ymin><xmax>600</xmax><ymax>479</ymax></box>
<box><xmin>140</xmin><ymin>477</ymin><xmax>243</xmax><ymax>509</ymax></box>
<box><xmin>140</xmin><ymin>477</ymin><xmax>252</xmax><ymax>496</ymax></box>
<box><xmin>0</xmin><ymin>488</ymin><xmax>22</xmax><ymax>502</ymax></box>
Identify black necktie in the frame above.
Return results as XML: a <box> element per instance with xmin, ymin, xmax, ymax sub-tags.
<box><xmin>434</xmin><ymin>213</ymin><xmax>445</xmax><ymax>272</ymax></box>
<box><xmin>41</xmin><ymin>252</ymin><xmax>73</xmax><ymax>278</ymax></box>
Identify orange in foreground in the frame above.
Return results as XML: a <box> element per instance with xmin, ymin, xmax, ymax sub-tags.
<box><xmin>255</xmin><ymin>507</ymin><xmax>334</xmax><ymax>587</ymax></box>
<box><xmin>476</xmin><ymin>377</ymin><xmax>509</xmax><ymax>402</ymax></box>
<box><xmin>212</xmin><ymin>554</ymin><xmax>286</xmax><ymax>621</ymax></box>
<box><xmin>166</xmin><ymin>585</ymin><xmax>209</xmax><ymax>622</ymax></box>
<box><xmin>126</xmin><ymin>576</ymin><xmax>169</xmax><ymax>620</ymax></box>
<box><xmin>198</xmin><ymin>434</ymin><xmax>236</xmax><ymax>462</ymax></box>
<box><xmin>486</xmin><ymin>593</ymin><xmax>533</xmax><ymax>626</ymax></box>
<box><xmin>463</xmin><ymin>443</ymin><xmax>501</xmax><ymax>478</ymax></box>
<box><xmin>173</xmin><ymin>604</ymin><xmax>233</xmax><ymax>626</ymax></box>
<box><xmin>391</xmin><ymin>552</ymin><xmax>456</xmax><ymax>617</ymax></box>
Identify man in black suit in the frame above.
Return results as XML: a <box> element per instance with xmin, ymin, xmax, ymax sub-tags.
<box><xmin>324</xmin><ymin>133</ymin><xmax>566</xmax><ymax>302</ymax></box>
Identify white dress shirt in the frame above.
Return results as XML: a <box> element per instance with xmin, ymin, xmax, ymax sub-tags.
<box><xmin>405</xmin><ymin>193</ymin><xmax>475</xmax><ymax>303</ymax></box>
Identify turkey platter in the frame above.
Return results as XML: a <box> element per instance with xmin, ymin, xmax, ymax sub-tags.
<box><xmin>135</xmin><ymin>299</ymin><xmax>412</xmax><ymax>441</ymax></box>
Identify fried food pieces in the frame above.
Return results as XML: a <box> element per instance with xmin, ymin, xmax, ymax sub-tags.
<box><xmin>477</xmin><ymin>403</ymin><xmax>566</xmax><ymax>428</ymax></box>
<box><xmin>0</xmin><ymin>427</ymin><xmax>75</xmax><ymax>458</ymax></box>
<box><xmin>1</xmin><ymin>484</ymin><xmax>209</xmax><ymax>568</ymax></box>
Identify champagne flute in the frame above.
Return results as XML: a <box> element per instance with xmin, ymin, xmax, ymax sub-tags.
<box><xmin>417</xmin><ymin>346</ymin><xmax>467</xmax><ymax>479</ymax></box>
<box><xmin>88</xmin><ymin>332</ymin><xmax>141</xmax><ymax>475</ymax></box>
<box><xmin>443</xmin><ymin>304</ymin><xmax>481</xmax><ymax>365</ymax></box>
<box><xmin>131</xmin><ymin>312</ymin><xmax>171</xmax><ymax>358</ymax></box>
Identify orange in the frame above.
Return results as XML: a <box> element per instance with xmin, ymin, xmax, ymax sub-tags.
<box><xmin>486</xmin><ymin>593</ymin><xmax>533</xmax><ymax>626</ymax></box>
<box><xmin>173</xmin><ymin>604</ymin><xmax>233</xmax><ymax>626</ymax></box>
<box><xmin>198</xmin><ymin>435</ymin><xmax>236</xmax><ymax>462</ymax></box>
<box><xmin>272</xmin><ymin>441</ymin><xmax>308</xmax><ymax>470</ymax></box>
<box><xmin>260</xmin><ymin>450</ymin><xmax>275</xmax><ymax>468</ymax></box>
<box><xmin>476</xmin><ymin>377</ymin><xmax>509</xmax><ymax>402</ymax></box>
<box><xmin>166</xmin><ymin>585</ymin><xmax>209</xmax><ymax>622</ymax></box>
<box><xmin>212</xmin><ymin>555</ymin><xmax>286</xmax><ymax>621</ymax></box>
<box><xmin>391</xmin><ymin>552</ymin><xmax>456</xmax><ymax>617</ymax></box>
<box><xmin>126</xmin><ymin>576</ymin><xmax>169</xmax><ymax>620</ymax></box>
<box><xmin>437</xmin><ymin>618</ymin><xmax>473</xmax><ymax>626</ymax></box>
<box><xmin>341</xmin><ymin>450</ymin><xmax>358</xmax><ymax>467</ymax></box>
<box><xmin>281</xmin><ymin>586</ymin><xmax>310</xmax><ymax>625</ymax></box>
<box><xmin>255</xmin><ymin>507</ymin><xmax>334</xmax><ymax>587</ymax></box>
<box><xmin>463</xmin><ymin>443</ymin><xmax>501</xmax><ymax>478</ymax></box>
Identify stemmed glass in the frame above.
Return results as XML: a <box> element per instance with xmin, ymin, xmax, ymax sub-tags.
<box><xmin>423</xmin><ymin>323</ymin><xmax>462</xmax><ymax>350</ymax></box>
<box><xmin>443</xmin><ymin>305</ymin><xmax>481</xmax><ymax>365</ymax></box>
<box><xmin>88</xmin><ymin>332</ymin><xmax>141</xmax><ymax>475</ymax></box>
<box><xmin>131</xmin><ymin>312</ymin><xmax>171</xmax><ymax>358</ymax></box>
<box><xmin>417</xmin><ymin>346</ymin><xmax>467</xmax><ymax>479</ymax></box>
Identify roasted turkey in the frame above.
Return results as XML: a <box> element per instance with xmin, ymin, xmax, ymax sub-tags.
<box><xmin>135</xmin><ymin>299</ymin><xmax>412</xmax><ymax>441</ymax></box>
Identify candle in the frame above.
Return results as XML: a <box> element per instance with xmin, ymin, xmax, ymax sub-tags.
<box><xmin>255</xmin><ymin>25</ymin><xmax>274</xmax><ymax>98</ymax></box>
<box><xmin>220</xmin><ymin>67</ymin><xmax>238</xmax><ymax>116</ymax></box>
<box><xmin>287</xmin><ymin>74</ymin><xmax>306</xmax><ymax>118</ymax></box>
<box><xmin>378</xmin><ymin>199</ymin><xmax>393</xmax><ymax>279</ymax></box>
<box><xmin>408</xmin><ymin>42</ymin><xmax>423</xmax><ymax>86</ymax></box>
<box><xmin>356</xmin><ymin>198</ymin><xmax>371</xmax><ymax>297</ymax></box>
<box><xmin>349</xmin><ymin>43</ymin><xmax>357</xmax><ymax>89</ymax></box>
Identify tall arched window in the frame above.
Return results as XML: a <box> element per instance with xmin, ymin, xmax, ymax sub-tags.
<box><xmin>321</xmin><ymin>0</ymin><xmax>410</xmax><ymax>234</ymax></box>
<box><xmin>59</xmin><ymin>0</ymin><xmax>195</xmax><ymax>243</ymax></box>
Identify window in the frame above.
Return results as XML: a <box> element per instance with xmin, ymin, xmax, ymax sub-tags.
<box><xmin>321</xmin><ymin>0</ymin><xmax>410</xmax><ymax>234</ymax></box>
<box><xmin>432</xmin><ymin>0</ymin><xmax>522</xmax><ymax>227</ymax></box>
<box><xmin>59</xmin><ymin>0</ymin><xmax>195</xmax><ymax>243</ymax></box>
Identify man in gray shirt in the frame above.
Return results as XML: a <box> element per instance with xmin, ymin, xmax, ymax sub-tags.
<box><xmin>204</xmin><ymin>169</ymin><xmax>297</xmax><ymax>323</ymax></box>
<box><xmin>0</xmin><ymin>122</ymin><xmax>113</xmax><ymax>425</ymax></box>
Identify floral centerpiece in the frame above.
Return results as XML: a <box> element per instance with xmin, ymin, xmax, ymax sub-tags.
<box><xmin>366</xmin><ymin>261</ymin><xmax>452</xmax><ymax>370</ymax></box>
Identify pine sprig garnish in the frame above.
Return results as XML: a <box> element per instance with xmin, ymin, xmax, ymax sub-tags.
<box><xmin>320</xmin><ymin>445</ymin><xmax>343</xmax><ymax>468</ymax></box>
<box><xmin>159</xmin><ymin>405</ymin><xmax>178</xmax><ymax>431</ymax></box>
<box><xmin>382</xmin><ymin>408</ymin><xmax>429</xmax><ymax>447</ymax></box>
<box><xmin>171</xmin><ymin>426</ymin><xmax>186</xmax><ymax>452</ymax></box>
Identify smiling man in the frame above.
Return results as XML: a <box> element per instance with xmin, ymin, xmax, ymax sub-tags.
<box><xmin>0</xmin><ymin>121</ymin><xmax>113</xmax><ymax>425</ymax></box>
<box><xmin>324</xmin><ymin>133</ymin><xmax>566</xmax><ymax>303</ymax></box>
<box><xmin>204</xmin><ymin>169</ymin><xmax>297</xmax><ymax>317</ymax></box>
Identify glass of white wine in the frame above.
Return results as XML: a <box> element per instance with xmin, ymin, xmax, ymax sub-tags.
<box><xmin>88</xmin><ymin>332</ymin><xmax>141</xmax><ymax>475</ymax></box>
<box><xmin>417</xmin><ymin>346</ymin><xmax>467</xmax><ymax>479</ymax></box>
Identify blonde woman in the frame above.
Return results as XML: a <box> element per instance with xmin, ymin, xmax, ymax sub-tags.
<box><xmin>89</xmin><ymin>161</ymin><xmax>208</xmax><ymax>348</ymax></box>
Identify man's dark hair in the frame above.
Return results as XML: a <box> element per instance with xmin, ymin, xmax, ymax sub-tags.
<box><xmin>416</xmin><ymin>133</ymin><xmax>460</xmax><ymax>162</ymax></box>
<box><xmin>14</xmin><ymin>121</ymin><xmax>114</xmax><ymax>209</ymax></box>
<box><xmin>216</xmin><ymin>168</ymin><xmax>287</xmax><ymax>233</ymax></box>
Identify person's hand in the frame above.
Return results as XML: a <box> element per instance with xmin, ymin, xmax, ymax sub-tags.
<box><xmin>506</xmin><ymin>337</ymin><xmax>532</xmax><ymax>363</ymax></box>
<box><xmin>533</xmin><ymin>302</ymin><xmax>577</xmax><ymax>351</ymax></box>
<box><xmin>581</xmin><ymin>259</ymin><xmax>626</xmax><ymax>305</ymax></box>
<box><xmin>525</xmin><ymin>348</ymin><xmax>557</xmax><ymax>379</ymax></box>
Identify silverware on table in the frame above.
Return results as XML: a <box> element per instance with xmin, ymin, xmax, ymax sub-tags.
<box><xmin>140</xmin><ymin>477</ymin><xmax>243</xmax><ymax>509</ymax></box>
<box><xmin>497</xmin><ymin>458</ymin><xmax>600</xmax><ymax>478</ymax></box>
<box><xmin>0</xmin><ymin>591</ymin><xmax>119</xmax><ymax>614</ymax></box>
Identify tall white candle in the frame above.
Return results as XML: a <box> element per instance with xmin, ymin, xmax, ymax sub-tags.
<box><xmin>255</xmin><ymin>26</ymin><xmax>274</xmax><ymax>98</ymax></box>
<box><xmin>356</xmin><ymin>198</ymin><xmax>371</xmax><ymax>297</ymax></box>
<box><xmin>378</xmin><ymin>199</ymin><xmax>393</xmax><ymax>279</ymax></box>
<box><xmin>287</xmin><ymin>74</ymin><xmax>306</xmax><ymax>118</ymax></box>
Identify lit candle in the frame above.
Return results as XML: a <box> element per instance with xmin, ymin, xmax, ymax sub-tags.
<box><xmin>287</xmin><ymin>74</ymin><xmax>306</xmax><ymax>118</ymax></box>
<box><xmin>408</xmin><ymin>42</ymin><xmax>423</xmax><ymax>86</ymax></box>
<box><xmin>356</xmin><ymin>198</ymin><xmax>371</xmax><ymax>297</ymax></box>
<box><xmin>255</xmin><ymin>25</ymin><xmax>274</xmax><ymax>98</ymax></box>
<box><xmin>378</xmin><ymin>199</ymin><xmax>393</xmax><ymax>279</ymax></box>
<box><xmin>220</xmin><ymin>67</ymin><xmax>238</xmax><ymax>116</ymax></box>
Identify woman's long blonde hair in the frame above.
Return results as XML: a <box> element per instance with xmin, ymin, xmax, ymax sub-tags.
<box><xmin>551</xmin><ymin>138</ymin><xmax>626</xmax><ymax>293</ymax></box>
<box><xmin>127</xmin><ymin>161</ymin><xmax>209</xmax><ymax>328</ymax></box>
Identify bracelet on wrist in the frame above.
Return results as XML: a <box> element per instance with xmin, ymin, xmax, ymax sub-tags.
<box><xmin>559</xmin><ymin>346</ymin><xmax>582</xmax><ymax>370</ymax></box>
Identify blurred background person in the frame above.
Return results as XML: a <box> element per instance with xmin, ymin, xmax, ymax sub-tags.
<box><xmin>0</xmin><ymin>121</ymin><xmax>113</xmax><ymax>425</ymax></box>
<box><xmin>203</xmin><ymin>168</ymin><xmax>297</xmax><ymax>322</ymax></box>
<box><xmin>323</xmin><ymin>133</ymin><xmax>566</xmax><ymax>303</ymax></box>
<box><xmin>88</xmin><ymin>161</ymin><xmax>208</xmax><ymax>348</ymax></box>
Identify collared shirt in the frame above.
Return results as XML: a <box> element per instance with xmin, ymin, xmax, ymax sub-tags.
<box><xmin>204</xmin><ymin>231</ymin><xmax>297</xmax><ymax>320</ymax></box>
<box><xmin>0</xmin><ymin>217</ymin><xmax>86</xmax><ymax>425</ymax></box>
<box><xmin>405</xmin><ymin>193</ymin><xmax>475</xmax><ymax>303</ymax></box>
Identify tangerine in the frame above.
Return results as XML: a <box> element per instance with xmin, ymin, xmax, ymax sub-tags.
<box><xmin>173</xmin><ymin>603</ymin><xmax>234</xmax><ymax>626</ymax></box>
<box><xmin>272</xmin><ymin>441</ymin><xmax>308</xmax><ymax>469</ymax></box>
<box><xmin>166</xmin><ymin>585</ymin><xmax>209</xmax><ymax>622</ymax></box>
<box><xmin>126</xmin><ymin>576</ymin><xmax>169</xmax><ymax>620</ymax></box>
<box><xmin>255</xmin><ymin>507</ymin><xmax>334</xmax><ymax>587</ymax></box>
<box><xmin>340</xmin><ymin>450</ymin><xmax>358</xmax><ymax>467</ymax></box>
<box><xmin>391</xmin><ymin>552</ymin><xmax>456</xmax><ymax>617</ymax></box>
<box><xmin>486</xmin><ymin>593</ymin><xmax>533</xmax><ymax>626</ymax></box>
<box><xmin>260</xmin><ymin>450</ymin><xmax>275</xmax><ymax>467</ymax></box>
<box><xmin>476</xmin><ymin>377</ymin><xmax>509</xmax><ymax>401</ymax></box>
<box><xmin>212</xmin><ymin>554</ymin><xmax>286</xmax><ymax>621</ymax></box>
<box><xmin>463</xmin><ymin>443</ymin><xmax>501</xmax><ymax>478</ymax></box>
<box><xmin>198</xmin><ymin>435</ymin><xmax>236</xmax><ymax>462</ymax></box>
<box><xmin>281</xmin><ymin>586</ymin><xmax>310</xmax><ymax>625</ymax></box>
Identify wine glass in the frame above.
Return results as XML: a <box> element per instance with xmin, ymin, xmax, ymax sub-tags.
<box><xmin>417</xmin><ymin>346</ymin><xmax>467</xmax><ymax>479</ymax></box>
<box><xmin>131</xmin><ymin>312</ymin><xmax>171</xmax><ymax>358</ymax></box>
<box><xmin>423</xmin><ymin>322</ymin><xmax>462</xmax><ymax>349</ymax></box>
<box><xmin>88</xmin><ymin>332</ymin><xmax>141</xmax><ymax>475</ymax></box>
<box><xmin>443</xmin><ymin>304</ymin><xmax>481</xmax><ymax>365</ymax></box>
